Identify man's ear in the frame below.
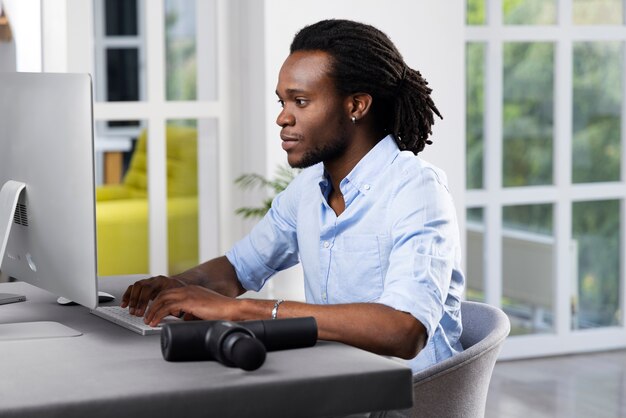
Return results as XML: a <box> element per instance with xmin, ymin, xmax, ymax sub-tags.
<box><xmin>346</xmin><ymin>93</ymin><xmax>373</xmax><ymax>123</ymax></box>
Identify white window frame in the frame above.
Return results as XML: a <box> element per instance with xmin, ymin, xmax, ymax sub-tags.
<box><xmin>466</xmin><ymin>0</ymin><xmax>626</xmax><ymax>359</ymax></box>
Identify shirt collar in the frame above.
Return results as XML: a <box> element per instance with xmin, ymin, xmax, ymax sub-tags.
<box><xmin>341</xmin><ymin>134</ymin><xmax>400</xmax><ymax>196</ymax></box>
<box><xmin>317</xmin><ymin>134</ymin><xmax>400</xmax><ymax>196</ymax></box>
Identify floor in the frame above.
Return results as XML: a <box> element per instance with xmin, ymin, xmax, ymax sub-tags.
<box><xmin>485</xmin><ymin>349</ymin><xmax>626</xmax><ymax>418</ymax></box>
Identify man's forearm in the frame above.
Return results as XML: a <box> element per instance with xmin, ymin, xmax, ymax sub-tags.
<box><xmin>158</xmin><ymin>257</ymin><xmax>426</xmax><ymax>358</ymax></box>
<box><xmin>237</xmin><ymin>298</ymin><xmax>426</xmax><ymax>359</ymax></box>
<box><xmin>175</xmin><ymin>256</ymin><xmax>246</xmax><ymax>297</ymax></box>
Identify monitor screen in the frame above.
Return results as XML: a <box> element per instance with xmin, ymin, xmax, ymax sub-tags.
<box><xmin>0</xmin><ymin>72</ymin><xmax>98</xmax><ymax>311</ymax></box>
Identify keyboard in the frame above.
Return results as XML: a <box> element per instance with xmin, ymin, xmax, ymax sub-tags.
<box><xmin>91</xmin><ymin>306</ymin><xmax>180</xmax><ymax>335</ymax></box>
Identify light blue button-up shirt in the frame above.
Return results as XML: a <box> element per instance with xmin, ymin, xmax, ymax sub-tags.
<box><xmin>226</xmin><ymin>135</ymin><xmax>464</xmax><ymax>373</ymax></box>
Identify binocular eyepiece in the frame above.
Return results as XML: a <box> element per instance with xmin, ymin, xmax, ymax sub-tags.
<box><xmin>161</xmin><ymin>317</ymin><xmax>318</xmax><ymax>371</ymax></box>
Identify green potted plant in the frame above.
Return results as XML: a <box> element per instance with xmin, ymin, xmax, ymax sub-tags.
<box><xmin>234</xmin><ymin>165</ymin><xmax>300</xmax><ymax>219</ymax></box>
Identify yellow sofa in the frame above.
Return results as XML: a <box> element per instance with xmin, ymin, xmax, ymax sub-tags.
<box><xmin>96</xmin><ymin>124</ymin><xmax>199</xmax><ymax>276</ymax></box>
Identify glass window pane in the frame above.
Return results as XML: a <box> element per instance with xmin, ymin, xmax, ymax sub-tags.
<box><xmin>467</xmin><ymin>42</ymin><xmax>486</xmax><ymax>190</ymax></box>
<box><xmin>94</xmin><ymin>120</ymin><xmax>142</xmax><ymax>186</ymax></box>
<box><xmin>108</xmin><ymin>120</ymin><xmax>141</xmax><ymax>129</ymax></box>
<box><xmin>502</xmin><ymin>204</ymin><xmax>555</xmax><ymax>335</ymax></box>
<box><xmin>165</xmin><ymin>0</ymin><xmax>218</xmax><ymax>101</ymax></box>
<box><xmin>503</xmin><ymin>42</ymin><xmax>554</xmax><ymax>187</ymax></box>
<box><xmin>573</xmin><ymin>0</ymin><xmax>623</xmax><ymax>25</ymax></box>
<box><xmin>165</xmin><ymin>0</ymin><xmax>197</xmax><ymax>101</ymax></box>
<box><xmin>573</xmin><ymin>42</ymin><xmax>622</xmax><ymax>184</ymax></box>
<box><xmin>572</xmin><ymin>200</ymin><xmax>621</xmax><ymax>329</ymax></box>
<box><xmin>503</xmin><ymin>0</ymin><xmax>556</xmax><ymax>25</ymax></box>
<box><xmin>467</xmin><ymin>0</ymin><xmax>486</xmax><ymax>25</ymax></box>
<box><xmin>106</xmin><ymin>48</ymin><xmax>140</xmax><ymax>101</ymax></box>
<box><xmin>93</xmin><ymin>0</ymin><xmax>146</xmax><ymax>103</ymax></box>
<box><xmin>165</xmin><ymin>119</ymin><xmax>211</xmax><ymax>274</ymax></box>
<box><xmin>105</xmin><ymin>0</ymin><xmax>138</xmax><ymax>36</ymax></box>
<box><xmin>466</xmin><ymin>208</ymin><xmax>485</xmax><ymax>302</ymax></box>
<box><xmin>95</xmin><ymin>120</ymin><xmax>149</xmax><ymax>276</ymax></box>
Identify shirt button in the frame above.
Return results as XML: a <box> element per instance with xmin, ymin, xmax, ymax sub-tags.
<box><xmin>322</xmin><ymin>292</ymin><xmax>327</xmax><ymax>301</ymax></box>
<box><xmin>323</xmin><ymin>241</ymin><xmax>330</xmax><ymax>248</ymax></box>
<box><xmin>363</xmin><ymin>184</ymin><xmax>371</xmax><ymax>190</ymax></box>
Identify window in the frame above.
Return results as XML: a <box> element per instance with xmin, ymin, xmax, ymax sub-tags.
<box><xmin>92</xmin><ymin>0</ymin><xmax>222</xmax><ymax>276</ymax></box>
<box><xmin>466</xmin><ymin>0</ymin><xmax>625</xmax><ymax>358</ymax></box>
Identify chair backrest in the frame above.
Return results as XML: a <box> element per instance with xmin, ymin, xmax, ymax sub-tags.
<box><xmin>123</xmin><ymin>124</ymin><xmax>198</xmax><ymax>198</ymax></box>
<box><xmin>408</xmin><ymin>301</ymin><xmax>510</xmax><ymax>418</ymax></box>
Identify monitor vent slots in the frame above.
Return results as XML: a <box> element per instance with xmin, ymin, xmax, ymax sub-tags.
<box><xmin>13</xmin><ymin>203</ymin><xmax>28</xmax><ymax>227</ymax></box>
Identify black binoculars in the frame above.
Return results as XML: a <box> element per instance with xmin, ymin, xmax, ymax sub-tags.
<box><xmin>161</xmin><ymin>317</ymin><xmax>318</xmax><ymax>371</ymax></box>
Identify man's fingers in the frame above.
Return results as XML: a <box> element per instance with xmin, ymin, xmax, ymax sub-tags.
<box><xmin>144</xmin><ymin>288</ymin><xmax>184</xmax><ymax>325</ymax></box>
<box><xmin>121</xmin><ymin>276</ymin><xmax>183</xmax><ymax>314</ymax></box>
<box><xmin>134</xmin><ymin>286</ymin><xmax>157</xmax><ymax>316</ymax></box>
<box><xmin>127</xmin><ymin>277</ymin><xmax>165</xmax><ymax>315</ymax></box>
<box><xmin>120</xmin><ymin>285</ymin><xmax>134</xmax><ymax>308</ymax></box>
<box><xmin>126</xmin><ymin>283</ymin><xmax>142</xmax><ymax>314</ymax></box>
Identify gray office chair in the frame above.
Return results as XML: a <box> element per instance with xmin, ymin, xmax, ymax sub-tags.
<box><xmin>408</xmin><ymin>301</ymin><xmax>510</xmax><ymax>418</ymax></box>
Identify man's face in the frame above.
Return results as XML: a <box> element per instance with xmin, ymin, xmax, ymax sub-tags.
<box><xmin>275</xmin><ymin>50</ymin><xmax>350</xmax><ymax>169</ymax></box>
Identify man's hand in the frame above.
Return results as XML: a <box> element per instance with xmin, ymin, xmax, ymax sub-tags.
<box><xmin>121</xmin><ymin>275</ymin><xmax>186</xmax><ymax>317</ymax></box>
<box><xmin>142</xmin><ymin>285</ymin><xmax>241</xmax><ymax>327</ymax></box>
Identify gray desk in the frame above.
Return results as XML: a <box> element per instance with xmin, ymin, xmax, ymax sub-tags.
<box><xmin>0</xmin><ymin>276</ymin><xmax>413</xmax><ymax>417</ymax></box>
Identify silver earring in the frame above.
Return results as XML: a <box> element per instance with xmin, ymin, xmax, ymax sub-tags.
<box><xmin>351</xmin><ymin>116</ymin><xmax>356</xmax><ymax>124</ymax></box>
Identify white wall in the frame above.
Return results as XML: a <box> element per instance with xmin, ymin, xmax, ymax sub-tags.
<box><xmin>257</xmin><ymin>1</ymin><xmax>465</xmax><ymax>300</ymax></box>
<box><xmin>229</xmin><ymin>0</ymin><xmax>269</xmax><ymax>242</ymax></box>
<box><xmin>0</xmin><ymin>41</ymin><xmax>15</xmax><ymax>72</ymax></box>
<box><xmin>0</xmin><ymin>0</ymin><xmax>16</xmax><ymax>73</ymax></box>
<box><xmin>41</xmin><ymin>0</ymin><xmax>93</xmax><ymax>73</ymax></box>
<box><xmin>2</xmin><ymin>0</ymin><xmax>41</xmax><ymax>72</ymax></box>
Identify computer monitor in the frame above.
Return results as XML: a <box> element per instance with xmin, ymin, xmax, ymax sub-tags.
<box><xmin>0</xmin><ymin>72</ymin><xmax>99</xmax><ymax>337</ymax></box>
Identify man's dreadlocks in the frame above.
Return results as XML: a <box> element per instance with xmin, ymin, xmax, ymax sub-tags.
<box><xmin>290</xmin><ymin>19</ymin><xmax>442</xmax><ymax>155</ymax></box>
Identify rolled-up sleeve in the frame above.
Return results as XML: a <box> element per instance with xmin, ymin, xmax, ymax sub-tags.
<box><xmin>225</xmin><ymin>178</ymin><xmax>301</xmax><ymax>292</ymax></box>
<box><xmin>376</xmin><ymin>167</ymin><xmax>460</xmax><ymax>341</ymax></box>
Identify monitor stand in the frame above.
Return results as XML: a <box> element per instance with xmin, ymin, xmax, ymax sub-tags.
<box><xmin>0</xmin><ymin>180</ymin><xmax>25</xmax><ymax>262</ymax></box>
<box><xmin>0</xmin><ymin>181</ymin><xmax>82</xmax><ymax>340</ymax></box>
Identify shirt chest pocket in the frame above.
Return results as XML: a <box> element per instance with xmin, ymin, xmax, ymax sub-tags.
<box><xmin>327</xmin><ymin>234</ymin><xmax>387</xmax><ymax>303</ymax></box>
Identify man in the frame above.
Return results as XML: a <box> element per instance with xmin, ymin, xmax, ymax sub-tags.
<box><xmin>123</xmin><ymin>19</ymin><xmax>464</xmax><ymax>374</ymax></box>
